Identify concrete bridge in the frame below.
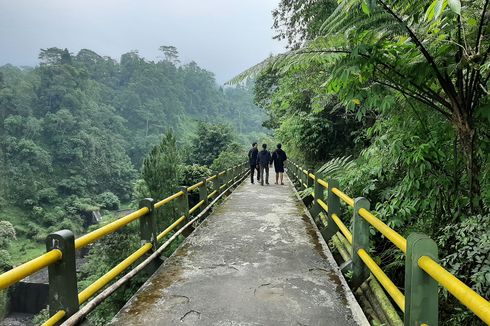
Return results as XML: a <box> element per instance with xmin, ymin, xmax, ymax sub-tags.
<box><xmin>110</xmin><ymin>175</ymin><xmax>367</xmax><ymax>325</ymax></box>
<box><xmin>1</xmin><ymin>162</ymin><xmax>489</xmax><ymax>326</ymax></box>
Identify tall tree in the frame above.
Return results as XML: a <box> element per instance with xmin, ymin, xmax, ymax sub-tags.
<box><xmin>234</xmin><ymin>0</ymin><xmax>490</xmax><ymax>212</ymax></box>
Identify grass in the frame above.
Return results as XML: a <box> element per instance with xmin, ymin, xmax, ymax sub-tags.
<box><xmin>0</xmin><ymin>206</ymin><xmax>46</xmax><ymax>265</ymax></box>
<box><xmin>0</xmin><ymin>204</ymin><xmax>133</xmax><ymax>266</ymax></box>
<box><xmin>8</xmin><ymin>239</ymin><xmax>45</xmax><ymax>265</ymax></box>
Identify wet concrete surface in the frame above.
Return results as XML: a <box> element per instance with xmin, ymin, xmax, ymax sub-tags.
<box><xmin>110</xmin><ymin>173</ymin><xmax>368</xmax><ymax>326</ymax></box>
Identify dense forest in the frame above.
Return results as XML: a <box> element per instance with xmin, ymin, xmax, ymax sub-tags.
<box><xmin>233</xmin><ymin>0</ymin><xmax>489</xmax><ymax>325</ymax></box>
<box><xmin>0</xmin><ymin>47</ymin><xmax>268</xmax><ymax>324</ymax></box>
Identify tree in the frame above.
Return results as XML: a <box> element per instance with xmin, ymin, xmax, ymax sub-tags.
<box><xmin>191</xmin><ymin>122</ymin><xmax>234</xmax><ymax>166</ymax></box>
<box><xmin>234</xmin><ymin>0</ymin><xmax>490</xmax><ymax>212</ymax></box>
<box><xmin>142</xmin><ymin>132</ymin><xmax>180</xmax><ymax>199</ymax></box>
<box><xmin>272</xmin><ymin>0</ymin><xmax>337</xmax><ymax>49</ymax></box>
<box><xmin>159</xmin><ymin>45</ymin><xmax>180</xmax><ymax>64</ymax></box>
<box><xmin>142</xmin><ymin>132</ymin><xmax>181</xmax><ymax>229</ymax></box>
<box><xmin>312</xmin><ymin>0</ymin><xmax>490</xmax><ymax>211</ymax></box>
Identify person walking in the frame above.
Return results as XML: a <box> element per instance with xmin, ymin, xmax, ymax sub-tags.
<box><xmin>271</xmin><ymin>143</ymin><xmax>287</xmax><ymax>185</ymax></box>
<box><xmin>257</xmin><ymin>143</ymin><xmax>271</xmax><ymax>186</ymax></box>
<box><xmin>248</xmin><ymin>142</ymin><xmax>260</xmax><ymax>184</ymax></box>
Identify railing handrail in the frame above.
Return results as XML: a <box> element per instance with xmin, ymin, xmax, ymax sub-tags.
<box><xmin>0</xmin><ymin>162</ymin><xmax>247</xmax><ymax>292</ymax></box>
<box><xmin>288</xmin><ymin>160</ymin><xmax>490</xmax><ymax>324</ymax></box>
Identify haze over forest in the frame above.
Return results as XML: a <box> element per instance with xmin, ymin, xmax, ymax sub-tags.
<box><xmin>0</xmin><ymin>0</ymin><xmax>286</xmax><ymax>84</ymax></box>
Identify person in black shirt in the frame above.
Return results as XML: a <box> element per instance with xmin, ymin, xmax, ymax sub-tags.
<box><xmin>257</xmin><ymin>143</ymin><xmax>271</xmax><ymax>186</ymax></box>
<box><xmin>271</xmin><ymin>143</ymin><xmax>287</xmax><ymax>185</ymax></box>
<box><xmin>247</xmin><ymin>142</ymin><xmax>260</xmax><ymax>184</ymax></box>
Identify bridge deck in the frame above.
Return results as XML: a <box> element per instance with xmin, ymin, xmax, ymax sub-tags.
<box><xmin>111</xmin><ymin>173</ymin><xmax>367</xmax><ymax>325</ymax></box>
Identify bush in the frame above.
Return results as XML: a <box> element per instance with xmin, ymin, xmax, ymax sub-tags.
<box><xmin>96</xmin><ymin>192</ymin><xmax>120</xmax><ymax>210</ymax></box>
<box><xmin>210</xmin><ymin>143</ymin><xmax>246</xmax><ymax>172</ymax></box>
<box><xmin>437</xmin><ymin>214</ymin><xmax>490</xmax><ymax>325</ymax></box>
<box><xmin>179</xmin><ymin>164</ymin><xmax>212</xmax><ymax>187</ymax></box>
<box><xmin>38</xmin><ymin>187</ymin><xmax>58</xmax><ymax>204</ymax></box>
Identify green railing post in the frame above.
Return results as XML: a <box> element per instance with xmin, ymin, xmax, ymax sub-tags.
<box><xmin>138</xmin><ymin>198</ymin><xmax>162</xmax><ymax>273</ymax></box>
<box><xmin>311</xmin><ymin>171</ymin><xmax>323</xmax><ymax>225</ymax></box>
<box><xmin>351</xmin><ymin>197</ymin><xmax>370</xmax><ymax>288</ymax></box>
<box><xmin>224</xmin><ymin>168</ymin><xmax>230</xmax><ymax>187</ymax></box>
<box><xmin>291</xmin><ymin>162</ymin><xmax>296</xmax><ymax>181</ymax></box>
<box><xmin>404</xmin><ymin>233</ymin><xmax>438</xmax><ymax>326</ymax></box>
<box><xmin>198</xmin><ymin>178</ymin><xmax>208</xmax><ymax>212</ymax></box>
<box><xmin>139</xmin><ymin>198</ymin><xmax>157</xmax><ymax>249</ymax></box>
<box><xmin>321</xmin><ymin>179</ymin><xmax>340</xmax><ymax>241</ymax></box>
<box><xmin>46</xmin><ymin>230</ymin><xmax>79</xmax><ymax>322</ymax></box>
<box><xmin>177</xmin><ymin>186</ymin><xmax>189</xmax><ymax>219</ymax></box>
<box><xmin>214</xmin><ymin>172</ymin><xmax>222</xmax><ymax>196</ymax></box>
<box><xmin>307</xmin><ymin>169</ymin><xmax>314</xmax><ymax>188</ymax></box>
<box><xmin>176</xmin><ymin>186</ymin><xmax>192</xmax><ymax>236</ymax></box>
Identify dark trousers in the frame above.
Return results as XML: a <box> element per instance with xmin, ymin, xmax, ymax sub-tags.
<box><xmin>259</xmin><ymin>165</ymin><xmax>269</xmax><ymax>185</ymax></box>
<box><xmin>250</xmin><ymin>164</ymin><xmax>260</xmax><ymax>182</ymax></box>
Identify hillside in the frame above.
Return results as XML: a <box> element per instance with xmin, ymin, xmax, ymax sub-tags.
<box><xmin>0</xmin><ymin>47</ymin><xmax>267</xmax><ymax>265</ymax></box>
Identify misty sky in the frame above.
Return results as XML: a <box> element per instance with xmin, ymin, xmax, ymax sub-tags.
<box><xmin>0</xmin><ymin>0</ymin><xmax>285</xmax><ymax>84</ymax></box>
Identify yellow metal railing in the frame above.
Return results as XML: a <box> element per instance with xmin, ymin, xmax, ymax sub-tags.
<box><xmin>288</xmin><ymin>161</ymin><xmax>490</xmax><ymax>324</ymax></box>
<box><xmin>0</xmin><ymin>162</ymin><xmax>248</xmax><ymax>326</ymax></box>
<box><xmin>0</xmin><ymin>249</ymin><xmax>62</xmax><ymax>289</ymax></box>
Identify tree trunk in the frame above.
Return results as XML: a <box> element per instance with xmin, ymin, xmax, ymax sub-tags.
<box><xmin>456</xmin><ymin>118</ymin><xmax>482</xmax><ymax>213</ymax></box>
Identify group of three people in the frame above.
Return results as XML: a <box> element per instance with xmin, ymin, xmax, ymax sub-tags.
<box><xmin>248</xmin><ymin>143</ymin><xmax>287</xmax><ymax>186</ymax></box>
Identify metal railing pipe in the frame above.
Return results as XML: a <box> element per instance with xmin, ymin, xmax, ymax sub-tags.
<box><xmin>358</xmin><ymin>208</ymin><xmax>407</xmax><ymax>253</ymax></box>
<box><xmin>418</xmin><ymin>255</ymin><xmax>490</xmax><ymax>324</ymax></box>
<box><xmin>0</xmin><ymin>249</ymin><xmax>62</xmax><ymax>289</ymax></box>
<box><xmin>74</xmin><ymin>208</ymin><xmax>149</xmax><ymax>250</ymax></box>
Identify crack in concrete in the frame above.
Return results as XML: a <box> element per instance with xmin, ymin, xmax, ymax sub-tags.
<box><xmin>180</xmin><ymin>309</ymin><xmax>201</xmax><ymax>322</ymax></box>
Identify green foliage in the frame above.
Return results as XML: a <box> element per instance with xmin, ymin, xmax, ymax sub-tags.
<box><xmin>0</xmin><ymin>221</ymin><xmax>16</xmax><ymax>250</ymax></box>
<box><xmin>0</xmin><ymin>221</ymin><xmax>15</xmax><ymax>320</ymax></box>
<box><xmin>437</xmin><ymin>214</ymin><xmax>490</xmax><ymax>325</ymax></box>
<box><xmin>142</xmin><ymin>132</ymin><xmax>180</xmax><ymax>200</ymax></box>
<box><xmin>96</xmin><ymin>192</ymin><xmax>120</xmax><ymax>210</ymax></box>
<box><xmin>191</xmin><ymin>121</ymin><xmax>234</xmax><ymax>166</ymax></box>
<box><xmin>78</xmin><ymin>219</ymin><xmax>143</xmax><ymax>326</ymax></box>
<box><xmin>32</xmin><ymin>307</ymin><xmax>50</xmax><ymax>326</ymax></box>
<box><xmin>316</xmin><ymin>156</ymin><xmax>355</xmax><ymax>179</ymax></box>
<box><xmin>253</xmin><ymin>63</ymin><xmax>366</xmax><ymax>164</ymax></box>
<box><xmin>142</xmin><ymin>132</ymin><xmax>180</xmax><ymax>230</ymax></box>
<box><xmin>180</xmin><ymin>164</ymin><xmax>212</xmax><ymax>186</ymax></box>
<box><xmin>210</xmin><ymin>143</ymin><xmax>247</xmax><ymax>172</ymax></box>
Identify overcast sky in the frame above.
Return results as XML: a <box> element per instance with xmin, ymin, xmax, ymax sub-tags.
<box><xmin>0</xmin><ymin>0</ymin><xmax>285</xmax><ymax>84</ymax></box>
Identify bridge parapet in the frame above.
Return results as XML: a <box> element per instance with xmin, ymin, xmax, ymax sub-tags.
<box><xmin>287</xmin><ymin>160</ymin><xmax>490</xmax><ymax>325</ymax></box>
<box><xmin>0</xmin><ymin>162</ymin><xmax>249</xmax><ymax>325</ymax></box>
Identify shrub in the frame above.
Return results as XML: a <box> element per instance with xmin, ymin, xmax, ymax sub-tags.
<box><xmin>96</xmin><ymin>192</ymin><xmax>120</xmax><ymax>210</ymax></box>
<box><xmin>180</xmin><ymin>164</ymin><xmax>212</xmax><ymax>187</ymax></box>
<box><xmin>437</xmin><ymin>214</ymin><xmax>490</xmax><ymax>325</ymax></box>
<box><xmin>38</xmin><ymin>187</ymin><xmax>58</xmax><ymax>204</ymax></box>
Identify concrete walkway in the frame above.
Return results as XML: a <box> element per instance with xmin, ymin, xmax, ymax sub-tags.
<box><xmin>110</xmin><ymin>173</ymin><xmax>368</xmax><ymax>326</ymax></box>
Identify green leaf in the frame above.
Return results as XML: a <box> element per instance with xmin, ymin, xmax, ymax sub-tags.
<box><xmin>425</xmin><ymin>0</ymin><xmax>438</xmax><ymax>21</ymax></box>
<box><xmin>467</xmin><ymin>17</ymin><xmax>477</xmax><ymax>26</ymax></box>
<box><xmin>361</xmin><ymin>1</ymin><xmax>370</xmax><ymax>15</ymax></box>
<box><xmin>434</xmin><ymin>0</ymin><xmax>447</xmax><ymax>20</ymax></box>
<box><xmin>447</xmin><ymin>0</ymin><xmax>461</xmax><ymax>15</ymax></box>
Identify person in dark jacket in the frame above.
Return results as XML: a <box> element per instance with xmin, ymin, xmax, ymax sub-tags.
<box><xmin>271</xmin><ymin>143</ymin><xmax>287</xmax><ymax>185</ymax></box>
<box><xmin>248</xmin><ymin>142</ymin><xmax>260</xmax><ymax>184</ymax></box>
<box><xmin>257</xmin><ymin>143</ymin><xmax>271</xmax><ymax>186</ymax></box>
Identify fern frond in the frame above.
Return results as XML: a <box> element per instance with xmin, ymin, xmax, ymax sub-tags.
<box><xmin>316</xmin><ymin>156</ymin><xmax>355</xmax><ymax>179</ymax></box>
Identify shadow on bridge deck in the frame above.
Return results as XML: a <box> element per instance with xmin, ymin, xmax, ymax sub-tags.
<box><xmin>110</xmin><ymin>173</ymin><xmax>368</xmax><ymax>326</ymax></box>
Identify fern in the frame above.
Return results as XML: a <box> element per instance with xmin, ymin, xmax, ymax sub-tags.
<box><xmin>316</xmin><ymin>156</ymin><xmax>356</xmax><ymax>180</ymax></box>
